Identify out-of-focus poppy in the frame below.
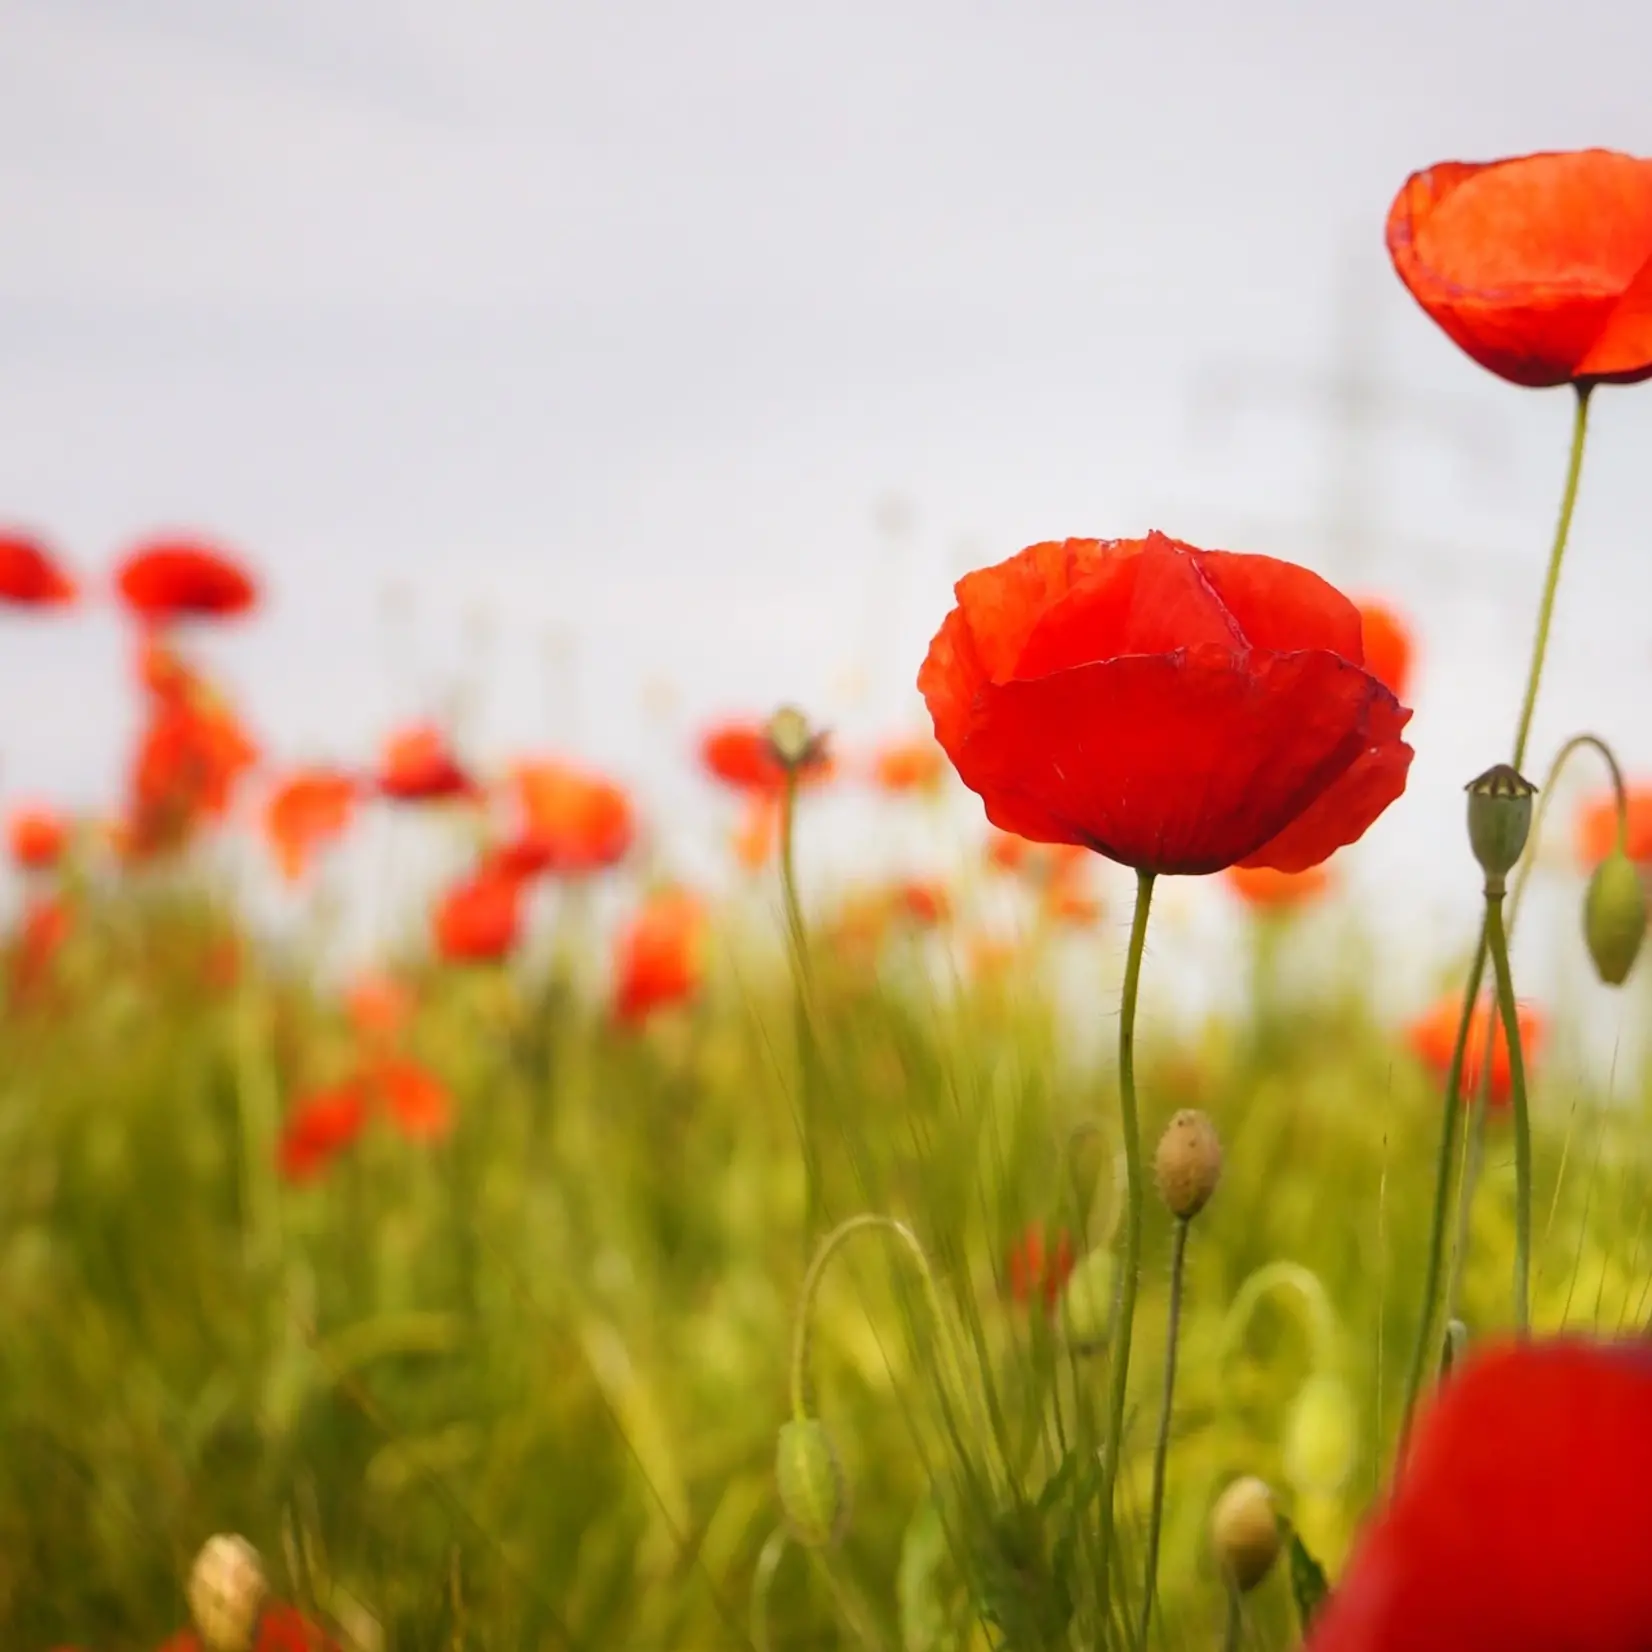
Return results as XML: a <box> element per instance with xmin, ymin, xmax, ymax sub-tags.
<box><xmin>1224</xmin><ymin>863</ymin><xmax>1332</xmax><ymax>911</ymax></box>
<box><xmin>8</xmin><ymin>893</ymin><xmax>73</xmax><ymax>1003</ymax></box>
<box><xmin>433</xmin><ymin>869</ymin><xmax>521</xmax><ymax>962</ymax></box>
<box><xmin>365</xmin><ymin>1056</ymin><xmax>452</xmax><ymax>1141</ymax></box>
<box><xmin>277</xmin><ymin>1084</ymin><xmax>368</xmax><ymax>1183</ymax></box>
<box><xmin>700</xmin><ymin>721</ymin><xmax>834</xmax><ymax>796</ymax></box>
<box><xmin>262</xmin><ymin>768</ymin><xmax>358</xmax><ymax>883</ymax></box>
<box><xmin>921</xmin><ymin>534</ymin><xmax>1413</xmax><ymax>875</ymax></box>
<box><xmin>730</xmin><ymin>795</ymin><xmax>780</xmax><ymax>871</ymax></box>
<box><xmin>1044</xmin><ymin>873</ymin><xmax>1103</xmax><ymax>927</ymax></box>
<box><xmin>870</xmin><ymin>735</ymin><xmax>946</xmax><ymax>794</ymax></box>
<box><xmin>158</xmin><ymin>1602</ymin><xmax>342</xmax><ymax>1651</ymax></box>
<box><xmin>501</xmin><ymin>759</ymin><xmax>635</xmax><ymax>876</ymax></box>
<box><xmin>127</xmin><ymin>693</ymin><xmax>259</xmax><ymax>860</ymax></box>
<box><xmin>116</xmin><ymin>536</ymin><xmax>258</xmax><ymax>621</ymax></box>
<box><xmin>1006</xmin><ymin>1223</ymin><xmax>1075</xmax><ymax>1309</ymax></box>
<box><xmin>965</xmin><ymin>932</ymin><xmax>1019</xmax><ymax>981</ymax></box>
<box><xmin>893</xmin><ymin>879</ymin><xmax>951</xmax><ymax>926</ymax></box>
<box><xmin>7</xmin><ymin>807</ymin><xmax>68</xmax><ymax>872</ymax></box>
<box><xmin>614</xmin><ymin>889</ymin><xmax>706</xmax><ymax>1023</ymax></box>
<box><xmin>1387</xmin><ymin>149</ymin><xmax>1652</xmax><ymax>388</ymax></box>
<box><xmin>1575</xmin><ymin>786</ymin><xmax>1652</xmax><ymax>867</ymax></box>
<box><xmin>986</xmin><ymin>831</ymin><xmax>1088</xmax><ymax>884</ymax></box>
<box><xmin>0</xmin><ymin>530</ymin><xmax>77</xmax><ymax>606</ymax></box>
<box><xmin>343</xmin><ymin>971</ymin><xmax>415</xmax><ymax>1044</ymax></box>
<box><xmin>377</xmin><ymin>724</ymin><xmax>476</xmax><ymax>803</ymax></box>
<box><xmin>1357</xmin><ymin>600</ymin><xmax>1416</xmax><ymax>702</ymax></box>
<box><xmin>1407</xmin><ymin>993</ymin><xmax>1546</xmax><ymax>1109</ymax></box>
<box><xmin>1304</xmin><ymin>1339</ymin><xmax>1652</xmax><ymax>1652</ymax></box>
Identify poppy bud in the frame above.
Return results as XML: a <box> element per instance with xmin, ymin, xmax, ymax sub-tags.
<box><xmin>1153</xmin><ymin>1109</ymin><xmax>1222</xmax><ymax>1221</ymax></box>
<box><xmin>765</xmin><ymin>706</ymin><xmax>828</xmax><ymax>774</ymax></box>
<box><xmin>1282</xmin><ymin>1374</ymin><xmax>1358</xmax><ymax>1497</ymax></box>
<box><xmin>1465</xmin><ymin>764</ymin><xmax>1536</xmax><ymax>882</ymax></box>
<box><xmin>1583</xmin><ymin>848</ymin><xmax>1647</xmax><ymax>986</ymax></box>
<box><xmin>776</xmin><ymin>1417</ymin><xmax>849</xmax><ymax>1548</ymax></box>
<box><xmin>1442</xmin><ymin>1317</ymin><xmax>1469</xmax><ymax>1377</ymax></box>
<box><xmin>187</xmin><ymin>1533</ymin><xmax>267</xmax><ymax>1652</ymax></box>
<box><xmin>1058</xmin><ymin>1246</ymin><xmax>1116</xmax><ymax>1352</ymax></box>
<box><xmin>1210</xmin><ymin>1476</ymin><xmax>1281</xmax><ymax>1593</ymax></box>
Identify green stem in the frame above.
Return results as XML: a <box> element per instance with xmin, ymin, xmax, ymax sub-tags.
<box><xmin>1097</xmin><ymin>869</ymin><xmax>1156</xmax><ymax>1602</ymax></box>
<box><xmin>1221</xmin><ymin>1585</ymin><xmax>1243</xmax><ymax>1652</ymax></box>
<box><xmin>1484</xmin><ymin>888</ymin><xmax>1532</xmax><ymax>1331</ymax></box>
<box><xmin>778</xmin><ymin>769</ymin><xmax>822</xmax><ymax>1239</ymax></box>
<box><xmin>1136</xmin><ymin>1217</ymin><xmax>1189</xmax><ymax>1651</ymax></box>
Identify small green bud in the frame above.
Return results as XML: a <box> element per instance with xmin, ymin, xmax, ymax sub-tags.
<box><xmin>1465</xmin><ymin>764</ymin><xmax>1536</xmax><ymax>881</ymax></box>
<box><xmin>1282</xmin><ymin>1374</ymin><xmax>1357</xmax><ymax>1497</ymax></box>
<box><xmin>776</xmin><ymin>1417</ymin><xmax>849</xmax><ymax>1547</ymax></box>
<box><xmin>1153</xmin><ymin>1109</ymin><xmax>1222</xmax><ymax>1220</ymax></box>
<box><xmin>1584</xmin><ymin>849</ymin><xmax>1647</xmax><ymax>986</ymax></box>
<box><xmin>765</xmin><ymin>705</ymin><xmax>828</xmax><ymax>773</ymax></box>
<box><xmin>1210</xmin><ymin>1476</ymin><xmax>1281</xmax><ymax>1593</ymax></box>
<box><xmin>1057</xmin><ymin>1246</ymin><xmax>1115</xmax><ymax>1352</ymax></box>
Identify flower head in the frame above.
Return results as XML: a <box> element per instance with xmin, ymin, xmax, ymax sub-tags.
<box><xmin>262</xmin><ymin>768</ymin><xmax>357</xmax><ymax>883</ymax></box>
<box><xmin>1006</xmin><ymin>1223</ymin><xmax>1075</xmax><ymax>1309</ymax></box>
<box><xmin>1576</xmin><ymin>786</ymin><xmax>1652</xmax><ymax>867</ymax></box>
<box><xmin>700</xmin><ymin>721</ymin><xmax>834</xmax><ymax>796</ymax></box>
<box><xmin>433</xmin><ymin>869</ymin><xmax>522</xmax><ymax>962</ymax></box>
<box><xmin>377</xmin><ymin>724</ymin><xmax>476</xmax><ymax>803</ymax></box>
<box><xmin>870</xmin><ymin>735</ymin><xmax>946</xmax><ymax>794</ymax></box>
<box><xmin>116</xmin><ymin>537</ymin><xmax>258</xmax><ymax>621</ymax></box>
<box><xmin>0</xmin><ymin>530</ymin><xmax>77</xmax><ymax>607</ymax></box>
<box><xmin>7</xmin><ymin>806</ymin><xmax>68</xmax><ymax>872</ymax></box>
<box><xmin>277</xmin><ymin>1083</ymin><xmax>369</xmax><ymax>1182</ymax></box>
<box><xmin>614</xmin><ymin>889</ymin><xmax>706</xmax><ymax>1023</ymax></box>
<box><xmin>1407</xmin><ymin>993</ymin><xmax>1546</xmax><ymax>1109</ymax></box>
<box><xmin>498</xmin><ymin>759</ymin><xmax>635</xmax><ymax>877</ymax></box>
<box><xmin>1223</xmin><ymin>863</ymin><xmax>1332</xmax><ymax>911</ymax></box>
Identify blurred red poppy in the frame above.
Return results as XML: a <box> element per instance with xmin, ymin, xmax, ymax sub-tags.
<box><xmin>1387</xmin><ymin>149</ymin><xmax>1652</xmax><ymax>387</ymax></box>
<box><xmin>1223</xmin><ymin>863</ymin><xmax>1332</xmax><ymax>911</ymax></box>
<box><xmin>158</xmin><ymin>1602</ymin><xmax>342</xmax><ymax>1651</ymax></box>
<box><xmin>730</xmin><ymin>795</ymin><xmax>780</xmax><ymax>871</ymax></box>
<box><xmin>922</xmin><ymin>535</ymin><xmax>1413</xmax><ymax>875</ymax></box>
<box><xmin>700</xmin><ymin>721</ymin><xmax>834</xmax><ymax>795</ymax></box>
<box><xmin>1357</xmin><ymin>600</ymin><xmax>1415</xmax><ymax>703</ymax></box>
<box><xmin>0</xmin><ymin>530</ymin><xmax>77</xmax><ymax>606</ymax></box>
<box><xmin>1305</xmin><ymin>1339</ymin><xmax>1652</xmax><ymax>1652</ymax></box>
<box><xmin>614</xmin><ymin>890</ymin><xmax>706</xmax><ymax>1023</ymax></box>
<box><xmin>263</xmin><ymin>768</ymin><xmax>358</xmax><ymax>883</ymax></box>
<box><xmin>870</xmin><ymin>735</ymin><xmax>945</xmax><ymax>794</ymax></box>
<box><xmin>433</xmin><ymin>869</ymin><xmax>521</xmax><ymax>962</ymax></box>
<box><xmin>377</xmin><ymin>724</ymin><xmax>476</xmax><ymax>803</ymax></box>
<box><xmin>127</xmin><ymin>692</ymin><xmax>259</xmax><ymax>860</ymax></box>
<box><xmin>344</xmin><ymin>971</ymin><xmax>415</xmax><ymax>1044</ymax></box>
<box><xmin>365</xmin><ymin>1056</ymin><xmax>453</xmax><ymax>1140</ymax></box>
<box><xmin>498</xmin><ymin>759</ymin><xmax>635</xmax><ymax>876</ymax></box>
<box><xmin>8</xmin><ymin>893</ymin><xmax>73</xmax><ymax>1004</ymax></box>
<box><xmin>893</xmin><ymin>879</ymin><xmax>951</xmax><ymax>926</ymax></box>
<box><xmin>1575</xmin><ymin>786</ymin><xmax>1652</xmax><ymax>867</ymax></box>
<box><xmin>1407</xmin><ymin>993</ymin><xmax>1546</xmax><ymax>1109</ymax></box>
<box><xmin>1006</xmin><ymin>1223</ymin><xmax>1075</xmax><ymax>1309</ymax></box>
<box><xmin>1044</xmin><ymin>870</ymin><xmax>1103</xmax><ymax>927</ymax></box>
<box><xmin>277</xmin><ymin>1084</ymin><xmax>368</xmax><ymax>1183</ymax></box>
<box><xmin>116</xmin><ymin>537</ymin><xmax>258</xmax><ymax>621</ymax></box>
<box><xmin>7</xmin><ymin>806</ymin><xmax>68</xmax><ymax>872</ymax></box>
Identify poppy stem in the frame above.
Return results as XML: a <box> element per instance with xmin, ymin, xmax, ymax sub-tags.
<box><xmin>1136</xmin><ymin>1215</ymin><xmax>1189</xmax><ymax>1651</ymax></box>
<box><xmin>1097</xmin><ymin>868</ymin><xmax>1156</xmax><ymax>1604</ymax></box>
<box><xmin>1220</xmin><ymin>1584</ymin><xmax>1243</xmax><ymax>1652</ymax></box>
<box><xmin>1483</xmin><ymin>885</ymin><xmax>1532</xmax><ymax>1332</ymax></box>
<box><xmin>778</xmin><ymin>768</ymin><xmax>822</xmax><ymax>1240</ymax></box>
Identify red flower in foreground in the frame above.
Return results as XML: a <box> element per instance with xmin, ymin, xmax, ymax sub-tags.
<box><xmin>159</xmin><ymin>1602</ymin><xmax>341</xmax><ymax>1651</ymax></box>
<box><xmin>921</xmin><ymin>534</ymin><xmax>1413</xmax><ymax>875</ymax></box>
<box><xmin>1407</xmin><ymin>993</ymin><xmax>1546</xmax><ymax>1109</ymax></box>
<box><xmin>614</xmin><ymin>890</ymin><xmax>706</xmax><ymax>1023</ymax></box>
<box><xmin>277</xmin><ymin>1083</ymin><xmax>368</xmax><ymax>1182</ymax></box>
<box><xmin>433</xmin><ymin>869</ymin><xmax>522</xmax><ymax>962</ymax></box>
<box><xmin>7</xmin><ymin>806</ymin><xmax>68</xmax><ymax>872</ymax></box>
<box><xmin>700</xmin><ymin>721</ymin><xmax>833</xmax><ymax>796</ymax></box>
<box><xmin>377</xmin><ymin>724</ymin><xmax>475</xmax><ymax>803</ymax></box>
<box><xmin>1575</xmin><ymin>786</ymin><xmax>1652</xmax><ymax>867</ymax></box>
<box><xmin>1223</xmin><ymin>863</ymin><xmax>1332</xmax><ymax>911</ymax></box>
<box><xmin>1357</xmin><ymin>599</ymin><xmax>1415</xmax><ymax>703</ymax></box>
<box><xmin>262</xmin><ymin>768</ymin><xmax>358</xmax><ymax>882</ymax></box>
<box><xmin>1387</xmin><ymin>149</ymin><xmax>1652</xmax><ymax>388</ymax></box>
<box><xmin>496</xmin><ymin>759</ymin><xmax>635</xmax><ymax>877</ymax></box>
<box><xmin>116</xmin><ymin>536</ymin><xmax>258</xmax><ymax>620</ymax></box>
<box><xmin>870</xmin><ymin>735</ymin><xmax>946</xmax><ymax>794</ymax></box>
<box><xmin>1006</xmin><ymin>1224</ymin><xmax>1075</xmax><ymax>1309</ymax></box>
<box><xmin>0</xmin><ymin>530</ymin><xmax>77</xmax><ymax>606</ymax></box>
<box><xmin>1305</xmin><ymin>1339</ymin><xmax>1652</xmax><ymax>1652</ymax></box>
<box><xmin>364</xmin><ymin>1056</ymin><xmax>453</xmax><ymax>1140</ymax></box>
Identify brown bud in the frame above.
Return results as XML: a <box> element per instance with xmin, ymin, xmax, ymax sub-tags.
<box><xmin>187</xmin><ymin>1534</ymin><xmax>267</xmax><ymax>1652</ymax></box>
<box><xmin>1154</xmin><ymin>1109</ymin><xmax>1222</xmax><ymax>1220</ymax></box>
<box><xmin>1210</xmin><ymin>1476</ymin><xmax>1281</xmax><ymax>1592</ymax></box>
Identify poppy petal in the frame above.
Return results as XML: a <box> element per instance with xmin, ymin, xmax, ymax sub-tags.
<box><xmin>1194</xmin><ymin>550</ymin><xmax>1366</xmax><ymax>660</ymax></box>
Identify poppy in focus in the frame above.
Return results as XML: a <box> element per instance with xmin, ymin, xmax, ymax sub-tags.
<box><xmin>433</xmin><ymin>869</ymin><xmax>522</xmax><ymax>963</ymax></box>
<box><xmin>1304</xmin><ymin>1339</ymin><xmax>1652</xmax><ymax>1652</ymax></box>
<box><xmin>1575</xmin><ymin>786</ymin><xmax>1652</xmax><ymax>867</ymax></box>
<box><xmin>1407</xmin><ymin>993</ymin><xmax>1546</xmax><ymax>1109</ymax></box>
<box><xmin>700</xmin><ymin>721</ymin><xmax>833</xmax><ymax>795</ymax></box>
<box><xmin>116</xmin><ymin>537</ymin><xmax>258</xmax><ymax>621</ymax></box>
<box><xmin>870</xmin><ymin>735</ymin><xmax>946</xmax><ymax>794</ymax></box>
<box><xmin>1387</xmin><ymin>149</ymin><xmax>1652</xmax><ymax>388</ymax></box>
<box><xmin>1006</xmin><ymin>1223</ymin><xmax>1075</xmax><ymax>1309</ymax></box>
<box><xmin>614</xmin><ymin>889</ymin><xmax>706</xmax><ymax>1023</ymax></box>
<box><xmin>277</xmin><ymin>1083</ymin><xmax>369</xmax><ymax>1183</ymax></box>
<box><xmin>0</xmin><ymin>530</ymin><xmax>77</xmax><ymax>607</ymax></box>
<box><xmin>1224</xmin><ymin>863</ymin><xmax>1332</xmax><ymax>911</ymax></box>
<box><xmin>7</xmin><ymin>806</ymin><xmax>68</xmax><ymax>872</ymax></box>
<box><xmin>921</xmin><ymin>534</ymin><xmax>1413</xmax><ymax>875</ymax></box>
<box><xmin>1357</xmin><ymin>599</ymin><xmax>1415</xmax><ymax>703</ymax></box>
<box><xmin>377</xmin><ymin>724</ymin><xmax>476</xmax><ymax>803</ymax></box>
<box><xmin>500</xmin><ymin>759</ymin><xmax>635</xmax><ymax>876</ymax></box>
<box><xmin>262</xmin><ymin>768</ymin><xmax>358</xmax><ymax>883</ymax></box>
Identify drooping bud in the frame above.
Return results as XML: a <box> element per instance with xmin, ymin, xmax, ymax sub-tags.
<box><xmin>187</xmin><ymin>1533</ymin><xmax>267</xmax><ymax>1652</ymax></box>
<box><xmin>1282</xmin><ymin>1374</ymin><xmax>1358</xmax><ymax>1497</ymax></box>
<box><xmin>1583</xmin><ymin>848</ymin><xmax>1647</xmax><ymax>986</ymax></box>
<box><xmin>1210</xmin><ymin>1476</ymin><xmax>1281</xmax><ymax>1593</ymax></box>
<box><xmin>1465</xmin><ymin>764</ymin><xmax>1536</xmax><ymax>882</ymax></box>
<box><xmin>776</xmin><ymin>1417</ymin><xmax>849</xmax><ymax>1547</ymax></box>
<box><xmin>1153</xmin><ymin>1109</ymin><xmax>1222</xmax><ymax>1221</ymax></box>
<box><xmin>765</xmin><ymin>705</ymin><xmax>829</xmax><ymax>774</ymax></box>
<box><xmin>1058</xmin><ymin>1246</ymin><xmax>1115</xmax><ymax>1352</ymax></box>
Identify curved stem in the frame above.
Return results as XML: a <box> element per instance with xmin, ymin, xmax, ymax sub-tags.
<box><xmin>1097</xmin><ymin>869</ymin><xmax>1156</xmax><ymax>1603</ymax></box>
<box><xmin>1484</xmin><ymin>888</ymin><xmax>1532</xmax><ymax>1332</ymax></box>
<box><xmin>1508</xmin><ymin>730</ymin><xmax>1629</xmax><ymax>930</ymax></box>
<box><xmin>1218</xmin><ymin>1261</ymin><xmax>1341</xmax><ymax>1376</ymax></box>
<box><xmin>1136</xmin><ymin>1217</ymin><xmax>1189</xmax><ymax>1651</ymax></box>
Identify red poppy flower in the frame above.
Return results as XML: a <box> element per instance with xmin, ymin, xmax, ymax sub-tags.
<box><xmin>1387</xmin><ymin>149</ymin><xmax>1652</xmax><ymax>388</ymax></box>
<box><xmin>1305</xmin><ymin>1339</ymin><xmax>1652</xmax><ymax>1652</ymax></box>
<box><xmin>0</xmin><ymin>530</ymin><xmax>77</xmax><ymax>606</ymax></box>
<box><xmin>1006</xmin><ymin>1223</ymin><xmax>1075</xmax><ymax>1309</ymax></box>
<box><xmin>921</xmin><ymin>534</ymin><xmax>1413</xmax><ymax>876</ymax></box>
<box><xmin>377</xmin><ymin>724</ymin><xmax>476</xmax><ymax>803</ymax></box>
<box><xmin>1357</xmin><ymin>599</ymin><xmax>1415</xmax><ymax>703</ymax></box>
<box><xmin>1043</xmin><ymin>867</ymin><xmax>1103</xmax><ymax>927</ymax></box>
<box><xmin>893</xmin><ymin>879</ymin><xmax>951</xmax><ymax>926</ymax></box>
<box><xmin>700</xmin><ymin>721</ymin><xmax>834</xmax><ymax>796</ymax></box>
<box><xmin>158</xmin><ymin>1602</ymin><xmax>342</xmax><ymax>1651</ymax></box>
<box><xmin>262</xmin><ymin>768</ymin><xmax>358</xmax><ymax>882</ymax></box>
<box><xmin>614</xmin><ymin>890</ymin><xmax>706</xmax><ymax>1023</ymax></box>
<box><xmin>127</xmin><ymin>693</ymin><xmax>259</xmax><ymax>860</ymax></box>
<box><xmin>730</xmin><ymin>795</ymin><xmax>780</xmax><ymax>871</ymax></box>
<box><xmin>343</xmin><ymin>971</ymin><xmax>415</xmax><ymax>1044</ymax></box>
<box><xmin>277</xmin><ymin>1083</ymin><xmax>368</xmax><ymax>1183</ymax></box>
<box><xmin>1407</xmin><ymin>993</ymin><xmax>1546</xmax><ymax>1109</ymax></box>
<box><xmin>871</xmin><ymin>735</ymin><xmax>946</xmax><ymax>794</ymax></box>
<box><xmin>116</xmin><ymin>536</ymin><xmax>258</xmax><ymax>621</ymax></box>
<box><xmin>1223</xmin><ymin>863</ymin><xmax>1332</xmax><ymax>911</ymax></box>
<box><xmin>8</xmin><ymin>893</ymin><xmax>73</xmax><ymax>1003</ymax></box>
<box><xmin>433</xmin><ymin>869</ymin><xmax>522</xmax><ymax>962</ymax></box>
<box><xmin>364</xmin><ymin>1056</ymin><xmax>452</xmax><ymax>1140</ymax></box>
<box><xmin>499</xmin><ymin>759</ymin><xmax>635</xmax><ymax>876</ymax></box>
<box><xmin>7</xmin><ymin>806</ymin><xmax>68</xmax><ymax>871</ymax></box>
<box><xmin>1576</xmin><ymin>786</ymin><xmax>1652</xmax><ymax>867</ymax></box>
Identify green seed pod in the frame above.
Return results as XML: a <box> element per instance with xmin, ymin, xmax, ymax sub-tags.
<box><xmin>1210</xmin><ymin>1476</ymin><xmax>1281</xmax><ymax>1593</ymax></box>
<box><xmin>1058</xmin><ymin>1246</ymin><xmax>1115</xmax><ymax>1352</ymax></box>
<box><xmin>1282</xmin><ymin>1374</ymin><xmax>1357</xmax><ymax>1497</ymax></box>
<box><xmin>776</xmin><ymin>1417</ymin><xmax>849</xmax><ymax>1547</ymax></box>
<box><xmin>1465</xmin><ymin>763</ymin><xmax>1536</xmax><ymax>881</ymax></box>
<box><xmin>765</xmin><ymin>705</ymin><xmax>827</xmax><ymax>772</ymax></box>
<box><xmin>1584</xmin><ymin>849</ymin><xmax>1647</xmax><ymax>986</ymax></box>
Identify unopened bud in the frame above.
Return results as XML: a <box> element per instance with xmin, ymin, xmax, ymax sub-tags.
<box><xmin>1282</xmin><ymin>1374</ymin><xmax>1357</xmax><ymax>1497</ymax></box>
<box><xmin>1441</xmin><ymin>1317</ymin><xmax>1469</xmax><ymax>1378</ymax></box>
<box><xmin>1058</xmin><ymin>1246</ymin><xmax>1115</xmax><ymax>1352</ymax></box>
<box><xmin>1210</xmin><ymin>1476</ymin><xmax>1281</xmax><ymax>1593</ymax></box>
<box><xmin>776</xmin><ymin>1417</ymin><xmax>849</xmax><ymax>1548</ymax></box>
<box><xmin>765</xmin><ymin>706</ymin><xmax>827</xmax><ymax>773</ymax></box>
<box><xmin>187</xmin><ymin>1534</ymin><xmax>267</xmax><ymax>1652</ymax></box>
<box><xmin>1465</xmin><ymin>764</ymin><xmax>1536</xmax><ymax>882</ymax></box>
<box><xmin>1154</xmin><ymin>1110</ymin><xmax>1222</xmax><ymax>1220</ymax></box>
<box><xmin>1584</xmin><ymin>849</ymin><xmax>1647</xmax><ymax>986</ymax></box>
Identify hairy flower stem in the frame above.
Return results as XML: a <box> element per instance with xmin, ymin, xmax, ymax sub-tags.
<box><xmin>1398</xmin><ymin>384</ymin><xmax>1593</xmax><ymax>1454</ymax></box>
<box><xmin>778</xmin><ymin>768</ymin><xmax>823</xmax><ymax>1241</ymax></box>
<box><xmin>1136</xmin><ymin>1216</ymin><xmax>1189</xmax><ymax>1651</ymax></box>
<box><xmin>1097</xmin><ymin>869</ymin><xmax>1156</xmax><ymax>1605</ymax></box>
<box><xmin>1484</xmin><ymin>884</ymin><xmax>1532</xmax><ymax>1332</ymax></box>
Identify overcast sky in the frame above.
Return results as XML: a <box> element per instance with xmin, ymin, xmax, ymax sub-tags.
<box><xmin>3</xmin><ymin>0</ymin><xmax>1652</xmax><ymax>1000</ymax></box>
